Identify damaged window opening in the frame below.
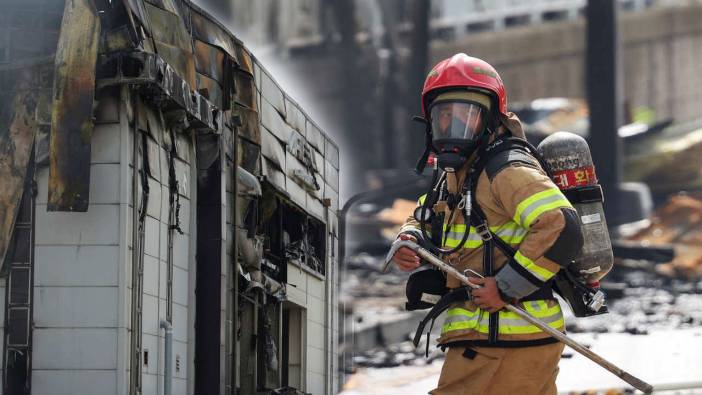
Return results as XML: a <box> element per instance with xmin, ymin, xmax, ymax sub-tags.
<box><xmin>262</xmin><ymin>193</ymin><xmax>327</xmax><ymax>278</ymax></box>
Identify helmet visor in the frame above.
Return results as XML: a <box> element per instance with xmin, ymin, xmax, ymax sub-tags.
<box><xmin>430</xmin><ymin>101</ymin><xmax>488</xmax><ymax>142</ymax></box>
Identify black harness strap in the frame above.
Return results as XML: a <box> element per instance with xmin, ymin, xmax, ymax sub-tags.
<box><xmin>466</xmin><ymin>137</ymin><xmax>543</xmax><ymax>345</ymax></box>
<box><xmin>439</xmin><ymin>336</ymin><xmax>560</xmax><ymax>353</ymax></box>
<box><xmin>469</xmin><ymin>193</ymin><xmax>500</xmax><ymax>344</ymax></box>
<box><xmin>412</xmin><ymin>286</ymin><xmax>472</xmax><ymax>356</ymax></box>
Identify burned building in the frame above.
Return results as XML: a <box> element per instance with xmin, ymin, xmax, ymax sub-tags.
<box><xmin>0</xmin><ymin>0</ymin><xmax>340</xmax><ymax>394</ymax></box>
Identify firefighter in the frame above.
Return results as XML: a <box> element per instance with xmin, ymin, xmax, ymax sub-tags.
<box><xmin>392</xmin><ymin>53</ymin><xmax>584</xmax><ymax>395</ymax></box>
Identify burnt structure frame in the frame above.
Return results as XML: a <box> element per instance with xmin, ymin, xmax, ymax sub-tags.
<box><xmin>2</xmin><ymin>156</ymin><xmax>36</xmax><ymax>395</ymax></box>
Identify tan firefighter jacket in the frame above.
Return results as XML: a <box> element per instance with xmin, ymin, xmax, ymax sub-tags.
<box><xmin>398</xmin><ymin>113</ymin><xmax>578</xmax><ymax>346</ymax></box>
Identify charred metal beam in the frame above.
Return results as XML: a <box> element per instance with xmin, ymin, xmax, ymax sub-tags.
<box><xmin>97</xmin><ymin>52</ymin><xmax>222</xmax><ymax>133</ymax></box>
<box><xmin>48</xmin><ymin>0</ymin><xmax>101</xmax><ymax>212</ymax></box>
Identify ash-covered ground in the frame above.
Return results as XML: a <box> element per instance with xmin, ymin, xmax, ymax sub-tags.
<box><xmin>341</xmin><ymin>252</ymin><xmax>702</xmax><ymax>394</ymax></box>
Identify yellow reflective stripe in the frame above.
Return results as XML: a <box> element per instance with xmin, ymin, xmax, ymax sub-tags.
<box><xmin>493</xmin><ymin>222</ymin><xmax>527</xmax><ymax>244</ymax></box>
<box><xmin>523</xmin><ymin>300</ymin><xmax>548</xmax><ymax>316</ymax></box>
<box><xmin>441</xmin><ymin>308</ymin><xmax>488</xmax><ymax>334</ymax></box>
<box><xmin>514</xmin><ymin>251</ymin><xmax>557</xmax><ymax>281</ymax></box>
<box><xmin>442</xmin><ymin>321</ymin><xmax>484</xmax><ymax>333</ymax></box>
<box><xmin>498</xmin><ymin>317</ymin><xmax>565</xmax><ymax>334</ymax></box>
<box><xmin>514</xmin><ymin>188</ymin><xmax>572</xmax><ymax>228</ymax></box>
<box><xmin>446</xmin><ymin>308</ymin><xmax>478</xmax><ymax>318</ymax></box>
<box><xmin>515</xmin><ymin>188</ymin><xmax>562</xmax><ymax>220</ymax></box>
<box><xmin>513</xmin><ymin>300</ymin><xmax>560</xmax><ymax>318</ymax></box>
<box><xmin>418</xmin><ymin>194</ymin><xmax>427</xmax><ymax>205</ymax></box>
<box><xmin>442</xmin><ymin>303</ymin><xmax>564</xmax><ymax>335</ymax></box>
<box><xmin>443</xmin><ymin>222</ymin><xmax>523</xmax><ymax>233</ymax></box>
<box><xmin>523</xmin><ymin>199</ymin><xmax>572</xmax><ymax>228</ymax></box>
<box><xmin>443</xmin><ymin>239</ymin><xmax>481</xmax><ymax>248</ymax></box>
<box><xmin>441</xmin><ymin>221</ymin><xmax>527</xmax><ymax>248</ymax></box>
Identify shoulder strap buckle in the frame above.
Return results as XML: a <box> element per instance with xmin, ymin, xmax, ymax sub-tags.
<box><xmin>475</xmin><ymin>222</ymin><xmax>492</xmax><ymax>241</ymax></box>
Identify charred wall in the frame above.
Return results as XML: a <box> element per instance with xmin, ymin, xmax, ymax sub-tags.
<box><xmin>0</xmin><ymin>0</ymin><xmax>341</xmax><ymax>393</ymax></box>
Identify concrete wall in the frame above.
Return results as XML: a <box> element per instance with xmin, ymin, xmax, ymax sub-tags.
<box><xmin>432</xmin><ymin>4</ymin><xmax>702</xmax><ymax>123</ymax></box>
<box><xmin>30</xmin><ymin>88</ymin><xmax>197</xmax><ymax>395</ymax></box>
<box><xmin>32</xmin><ymin>96</ymin><xmax>124</xmax><ymax>395</ymax></box>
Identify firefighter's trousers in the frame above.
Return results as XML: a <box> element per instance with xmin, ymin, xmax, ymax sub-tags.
<box><xmin>429</xmin><ymin>342</ymin><xmax>564</xmax><ymax>395</ymax></box>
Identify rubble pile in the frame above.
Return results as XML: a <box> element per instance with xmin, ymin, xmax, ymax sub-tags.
<box><xmin>566</xmin><ymin>270</ymin><xmax>702</xmax><ymax>334</ymax></box>
<box><xmin>629</xmin><ymin>193</ymin><xmax>702</xmax><ymax>278</ymax></box>
<box><xmin>351</xmin><ymin>340</ymin><xmax>444</xmax><ymax>369</ymax></box>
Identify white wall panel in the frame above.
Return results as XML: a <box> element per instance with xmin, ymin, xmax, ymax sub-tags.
<box><xmin>32</xmin><ymin>328</ymin><xmax>117</xmax><ymax>370</ymax></box>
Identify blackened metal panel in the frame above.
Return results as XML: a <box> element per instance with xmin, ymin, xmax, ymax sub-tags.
<box><xmin>194</xmin><ymin>39</ymin><xmax>227</xmax><ymax>85</ymax></box>
<box><xmin>234</xmin><ymin>104</ymin><xmax>260</xmax><ymax>145</ymax></box>
<box><xmin>144</xmin><ymin>0</ymin><xmax>180</xmax><ymax>15</ymax></box>
<box><xmin>189</xmin><ymin>7</ymin><xmax>241</xmax><ymax>66</ymax></box>
<box><xmin>235</xmin><ymin>43</ymin><xmax>253</xmax><ymax>76</ymax></box>
<box><xmin>48</xmin><ymin>0</ymin><xmax>101</xmax><ymax>212</ymax></box>
<box><xmin>196</xmin><ymin>73</ymin><xmax>224</xmax><ymax>109</ymax></box>
<box><xmin>146</xmin><ymin>4</ymin><xmax>189</xmax><ymax>45</ymax></box>
<box><xmin>121</xmin><ymin>0</ymin><xmax>149</xmax><ymax>31</ymax></box>
<box><xmin>0</xmin><ymin>77</ymin><xmax>38</xmax><ymax>271</ymax></box>
<box><xmin>237</xmin><ymin>137</ymin><xmax>261</xmax><ymax>176</ymax></box>
<box><xmin>153</xmin><ymin>41</ymin><xmax>197</xmax><ymax>89</ymax></box>
<box><xmin>102</xmin><ymin>24</ymin><xmax>137</xmax><ymax>53</ymax></box>
<box><xmin>145</xmin><ymin>2</ymin><xmax>196</xmax><ymax>87</ymax></box>
<box><xmin>233</xmin><ymin>70</ymin><xmax>256</xmax><ymax>111</ymax></box>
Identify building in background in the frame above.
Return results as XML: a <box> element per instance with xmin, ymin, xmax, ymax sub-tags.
<box><xmin>215</xmin><ymin>0</ymin><xmax>701</xmax><ymax>182</ymax></box>
<box><xmin>0</xmin><ymin>0</ymin><xmax>340</xmax><ymax>394</ymax></box>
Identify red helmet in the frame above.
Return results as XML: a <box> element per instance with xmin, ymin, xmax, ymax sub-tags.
<box><xmin>422</xmin><ymin>53</ymin><xmax>507</xmax><ymax>117</ymax></box>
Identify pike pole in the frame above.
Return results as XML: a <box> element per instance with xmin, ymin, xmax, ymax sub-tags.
<box><xmin>383</xmin><ymin>240</ymin><xmax>654</xmax><ymax>394</ymax></box>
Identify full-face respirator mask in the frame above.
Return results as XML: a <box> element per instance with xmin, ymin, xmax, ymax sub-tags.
<box><xmin>414</xmin><ymin>90</ymin><xmax>496</xmax><ymax>174</ymax></box>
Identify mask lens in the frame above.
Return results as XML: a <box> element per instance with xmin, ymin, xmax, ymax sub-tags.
<box><xmin>430</xmin><ymin>102</ymin><xmax>487</xmax><ymax>142</ymax></box>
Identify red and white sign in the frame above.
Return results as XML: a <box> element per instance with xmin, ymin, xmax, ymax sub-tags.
<box><xmin>551</xmin><ymin>166</ymin><xmax>597</xmax><ymax>189</ymax></box>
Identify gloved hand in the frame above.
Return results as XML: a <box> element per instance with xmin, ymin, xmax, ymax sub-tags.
<box><xmin>468</xmin><ymin>277</ymin><xmax>506</xmax><ymax>313</ymax></box>
<box><xmin>392</xmin><ymin>234</ymin><xmax>421</xmax><ymax>272</ymax></box>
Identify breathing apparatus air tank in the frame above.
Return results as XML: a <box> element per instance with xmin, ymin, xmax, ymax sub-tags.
<box><xmin>537</xmin><ymin>132</ymin><xmax>613</xmax><ymax>316</ymax></box>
